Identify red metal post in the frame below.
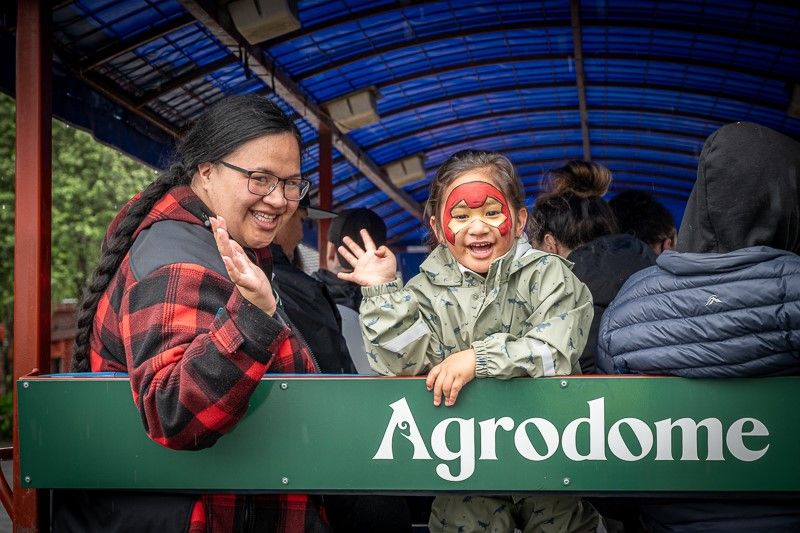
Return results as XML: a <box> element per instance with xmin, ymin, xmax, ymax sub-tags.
<box><xmin>13</xmin><ymin>0</ymin><xmax>52</xmax><ymax>530</ymax></box>
<box><xmin>317</xmin><ymin>123</ymin><xmax>333</xmax><ymax>269</ymax></box>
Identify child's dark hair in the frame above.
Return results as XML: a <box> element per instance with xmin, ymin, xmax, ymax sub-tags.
<box><xmin>424</xmin><ymin>149</ymin><xmax>526</xmax><ymax>247</ymax></box>
<box><xmin>609</xmin><ymin>189</ymin><xmax>676</xmax><ymax>246</ymax></box>
<box><xmin>530</xmin><ymin>160</ymin><xmax>618</xmax><ymax>249</ymax></box>
<box><xmin>71</xmin><ymin>94</ymin><xmax>301</xmax><ymax>372</ymax></box>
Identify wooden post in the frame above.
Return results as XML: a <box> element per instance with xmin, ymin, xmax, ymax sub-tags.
<box><xmin>13</xmin><ymin>0</ymin><xmax>52</xmax><ymax>530</ymax></box>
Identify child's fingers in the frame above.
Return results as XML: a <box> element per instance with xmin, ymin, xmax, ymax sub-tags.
<box><xmin>425</xmin><ymin>365</ymin><xmax>439</xmax><ymax>391</ymax></box>
<box><xmin>374</xmin><ymin>245</ymin><xmax>390</xmax><ymax>259</ymax></box>
<box><xmin>336</xmin><ymin>271</ymin><xmax>354</xmax><ymax>282</ymax></box>
<box><xmin>445</xmin><ymin>380</ymin><xmax>463</xmax><ymax>407</ymax></box>
<box><xmin>360</xmin><ymin>229</ymin><xmax>376</xmax><ymax>251</ymax></box>
<box><xmin>337</xmin><ymin>244</ymin><xmax>359</xmax><ymax>267</ymax></box>
<box><xmin>432</xmin><ymin>371</ymin><xmax>448</xmax><ymax>407</ymax></box>
<box><xmin>341</xmin><ymin>235</ymin><xmax>366</xmax><ymax>257</ymax></box>
<box><xmin>439</xmin><ymin>373</ymin><xmax>456</xmax><ymax>406</ymax></box>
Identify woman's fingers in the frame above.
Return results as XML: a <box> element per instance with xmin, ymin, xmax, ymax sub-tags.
<box><xmin>232</xmin><ymin>248</ymin><xmax>250</xmax><ymax>275</ymax></box>
<box><xmin>220</xmin><ymin>255</ymin><xmax>237</xmax><ymax>280</ymax></box>
<box><xmin>211</xmin><ymin>216</ymin><xmax>233</xmax><ymax>257</ymax></box>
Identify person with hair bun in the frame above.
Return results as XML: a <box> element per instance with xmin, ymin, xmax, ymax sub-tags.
<box><xmin>56</xmin><ymin>94</ymin><xmax>330</xmax><ymax>532</ymax></box>
<box><xmin>531</xmin><ymin>160</ymin><xmax>655</xmax><ymax>374</ymax></box>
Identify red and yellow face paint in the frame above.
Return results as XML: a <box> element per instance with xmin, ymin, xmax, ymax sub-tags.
<box><xmin>442</xmin><ymin>181</ymin><xmax>511</xmax><ymax>244</ymax></box>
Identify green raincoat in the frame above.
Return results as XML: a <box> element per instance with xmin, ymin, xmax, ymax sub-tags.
<box><xmin>360</xmin><ymin>238</ymin><xmax>593</xmax><ymax>378</ymax></box>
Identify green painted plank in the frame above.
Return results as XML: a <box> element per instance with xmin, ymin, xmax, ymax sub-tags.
<box><xmin>17</xmin><ymin>376</ymin><xmax>800</xmax><ymax>492</ymax></box>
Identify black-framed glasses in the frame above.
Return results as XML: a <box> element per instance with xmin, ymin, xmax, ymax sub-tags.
<box><xmin>217</xmin><ymin>160</ymin><xmax>310</xmax><ymax>200</ymax></box>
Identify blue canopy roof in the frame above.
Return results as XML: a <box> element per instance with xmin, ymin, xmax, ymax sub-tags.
<box><xmin>4</xmin><ymin>0</ymin><xmax>799</xmax><ymax>245</ymax></box>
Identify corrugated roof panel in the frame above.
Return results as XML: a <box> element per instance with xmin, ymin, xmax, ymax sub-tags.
<box><xmin>594</xmin><ymin>146</ymin><xmax>698</xmax><ymax>168</ymax></box>
<box><xmin>39</xmin><ymin>0</ymin><xmax>800</xmax><ymax>246</ymax></box>
<box><xmin>595</xmin><ymin>160</ymin><xmax>696</xmax><ymax>180</ymax></box>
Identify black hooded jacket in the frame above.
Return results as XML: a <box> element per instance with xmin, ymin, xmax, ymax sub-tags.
<box><xmin>567</xmin><ymin>233</ymin><xmax>655</xmax><ymax>373</ymax></box>
<box><xmin>313</xmin><ymin>268</ymin><xmax>363</xmax><ymax>311</ymax></box>
<box><xmin>270</xmin><ymin>245</ymin><xmax>356</xmax><ymax>374</ymax></box>
<box><xmin>600</xmin><ymin>122</ymin><xmax>800</xmax><ymax>531</ymax></box>
<box><xmin>678</xmin><ymin>121</ymin><xmax>800</xmax><ymax>254</ymax></box>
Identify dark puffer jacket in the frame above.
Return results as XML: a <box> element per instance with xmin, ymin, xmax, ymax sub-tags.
<box><xmin>597</xmin><ymin>121</ymin><xmax>800</xmax><ymax>531</ymax></box>
<box><xmin>598</xmin><ymin>122</ymin><xmax>800</xmax><ymax>377</ymax></box>
<box><xmin>597</xmin><ymin>246</ymin><xmax>800</xmax><ymax>376</ymax></box>
<box><xmin>270</xmin><ymin>245</ymin><xmax>356</xmax><ymax>374</ymax></box>
<box><xmin>568</xmin><ymin>233</ymin><xmax>655</xmax><ymax>374</ymax></box>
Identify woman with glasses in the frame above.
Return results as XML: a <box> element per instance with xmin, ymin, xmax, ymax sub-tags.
<box><xmin>57</xmin><ymin>95</ymin><xmax>330</xmax><ymax>532</ymax></box>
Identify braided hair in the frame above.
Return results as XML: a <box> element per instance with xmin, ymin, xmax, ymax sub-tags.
<box><xmin>72</xmin><ymin>95</ymin><xmax>301</xmax><ymax>371</ymax></box>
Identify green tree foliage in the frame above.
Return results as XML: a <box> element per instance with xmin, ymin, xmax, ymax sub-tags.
<box><xmin>50</xmin><ymin>112</ymin><xmax>156</xmax><ymax>303</ymax></box>
<box><xmin>0</xmin><ymin>94</ymin><xmax>14</xmax><ymax>321</ymax></box>
<box><xmin>0</xmin><ymin>92</ymin><xmax>155</xmax><ymax>437</ymax></box>
<box><xmin>0</xmin><ymin>91</ymin><xmax>155</xmax><ymax>311</ymax></box>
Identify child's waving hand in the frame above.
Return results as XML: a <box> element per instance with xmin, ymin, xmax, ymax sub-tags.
<box><xmin>337</xmin><ymin>229</ymin><xmax>398</xmax><ymax>286</ymax></box>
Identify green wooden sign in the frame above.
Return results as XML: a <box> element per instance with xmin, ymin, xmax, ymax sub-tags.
<box><xmin>17</xmin><ymin>375</ymin><xmax>800</xmax><ymax>492</ymax></box>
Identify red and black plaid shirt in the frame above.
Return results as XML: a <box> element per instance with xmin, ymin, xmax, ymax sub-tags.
<box><xmin>91</xmin><ymin>186</ymin><xmax>327</xmax><ymax>532</ymax></box>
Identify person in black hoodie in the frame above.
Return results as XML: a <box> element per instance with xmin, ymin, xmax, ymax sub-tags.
<box><xmin>530</xmin><ymin>160</ymin><xmax>656</xmax><ymax>374</ymax></box>
<box><xmin>598</xmin><ymin>121</ymin><xmax>800</xmax><ymax>532</ymax></box>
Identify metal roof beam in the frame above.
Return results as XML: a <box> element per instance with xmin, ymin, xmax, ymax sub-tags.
<box><xmin>179</xmin><ymin>0</ymin><xmax>422</xmax><ymax>220</ymax></box>
<box><xmin>258</xmin><ymin>2</ymin><xmax>416</xmax><ymax>48</ymax></box>
<box><xmin>55</xmin><ymin>62</ymin><xmax>182</xmax><ymax>137</ymax></box>
<box><xmin>571</xmin><ymin>0</ymin><xmax>591</xmax><ymax>160</ymax></box>
<box><xmin>297</xmin><ymin>22</ymin><xmax>565</xmax><ymax>80</ymax></box>
<box><xmin>80</xmin><ymin>14</ymin><xmax>196</xmax><ymax>71</ymax></box>
<box><xmin>133</xmin><ymin>56</ymin><xmax>235</xmax><ymax>108</ymax></box>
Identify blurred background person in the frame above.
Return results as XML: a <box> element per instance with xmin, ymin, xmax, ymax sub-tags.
<box><xmin>314</xmin><ymin>208</ymin><xmax>388</xmax><ymax>374</ymax></box>
<box><xmin>270</xmin><ymin>195</ymin><xmax>355</xmax><ymax>375</ymax></box>
<box><xmin>314</xmin><ymin>207</ymin><xmax>388</xmax><ymax>311</ymax></box>
<box><xmin>610</xmin><ymin>189</ymin><xmax>677</xmax><ymax>256</ymax></box>
<box><xmin>272</xmin><ymin>198</ymin><xmax>413</xmax><ymax>531</ymax></box>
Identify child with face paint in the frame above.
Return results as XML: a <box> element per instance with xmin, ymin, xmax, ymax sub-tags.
<box><xmin>338</xmin><ymin>150</ymin><xmax>602</xmax><ymax>533</ymax></box>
